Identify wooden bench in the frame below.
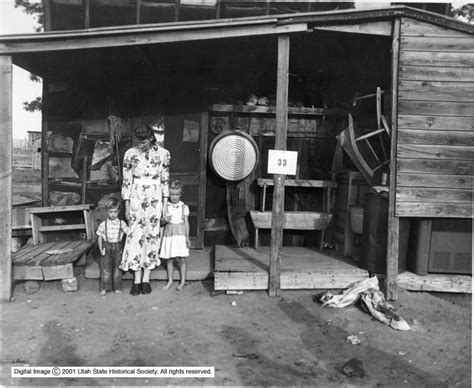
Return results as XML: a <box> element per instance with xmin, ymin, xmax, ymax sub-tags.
<box><xmin>249</xmin><ymin>179</ymin><xmax>337</xmax><ymax>249</ymax></box>
<box><xmin>12</xmin><ymin>204</ymin><xmax>95</xmax><ymax>281</ymax></box>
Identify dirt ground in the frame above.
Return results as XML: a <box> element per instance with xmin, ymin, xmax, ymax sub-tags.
<box><xmin>11</xmin><ymin>167</ymin><xmax>42</xmax><ymax>205</ymax></box>
<box><xmin>1</xmin><ymin>271</ymin><xmax>471</xmax><ymax>387</ymax></box>
<box><xmin>5</xmin><ymin>168</ymin><xmax>471</xmax><ymax>387</ymax></box>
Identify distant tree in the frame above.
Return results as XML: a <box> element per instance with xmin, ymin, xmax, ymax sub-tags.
<box><xmin>14</xmin><ymin>0</ymin><xmax>44</xmax><ymax>32</ymax></box>
<box><xmin>15</xmin><ymin>0</ymin><xmax>43</xmax><ymax>111</ymax></box>
<box><xmin>23</xmin><ymin>97</ymin><xmax>42</xmax><ymax>112</ymax></box>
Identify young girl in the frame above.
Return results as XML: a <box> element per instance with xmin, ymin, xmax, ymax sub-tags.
<box><xmin>160</xmin><ymin>180</ymin><xmax>190</xmax><ymax>291</ymax></box>
<box><xmin>96</xmin><ymin>197</ymin><xmax>128</xmax><ymax>296</ymax></box>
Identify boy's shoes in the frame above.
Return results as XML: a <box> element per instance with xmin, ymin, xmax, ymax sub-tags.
<box><xmin>130</xmin><ymin>283</ymin><xmax>141</xmax><ymax>296</ymax></box>
<box><xmin>141</xmin><ymin>282</ymin><xmax>152</xmax><ymax>295</ymax></box>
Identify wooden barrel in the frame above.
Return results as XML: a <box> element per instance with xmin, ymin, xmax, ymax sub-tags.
<box><xmin>209</xmin><ymin>130</ymin><xmax>258</xmax><ymax>181</ymax></box>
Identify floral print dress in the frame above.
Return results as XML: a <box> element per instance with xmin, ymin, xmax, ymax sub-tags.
<box><xmin>120</xmin><ymin>144</ymin><xmax>170</xmax><ymax>271</ymax></box>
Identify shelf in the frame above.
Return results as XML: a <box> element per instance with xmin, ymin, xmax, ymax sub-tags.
<box><xmin>209</xmin><ymin>104</ymin><xmax>353</xmax><ymax>116</ymax></box>
<box><xmin>257</xmin><ymin>178</ymin><xmax>337</xmax><ymax>188</ymax></box>
<box><xmin>49</xmin><ymin>151</ymin><xmax>73</xmax><ymax>158</ymax></box>
<box><xmin>28</xmin><ymin>204</ymin><xmax>93</xmax><ymax>214</ymax></box>
<box><xmin>39</xmin><ymin>224</ymin><xmax>87</xmax><ymax>232</ymax></box>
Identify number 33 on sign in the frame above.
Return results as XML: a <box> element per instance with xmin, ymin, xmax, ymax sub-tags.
<box><xmin>267</xmin><ymin>150</ymin><xmax>298</xmax><ymax>175</ymax></box>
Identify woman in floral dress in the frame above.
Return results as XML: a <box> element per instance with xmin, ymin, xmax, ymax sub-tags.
<box><xmin>120</xmin><ymin>122</ymin><xmax>170</xmax><ymax>296</ymax></box>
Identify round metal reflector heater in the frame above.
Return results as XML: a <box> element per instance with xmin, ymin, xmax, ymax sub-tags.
<box><xmin>209</xmin><ymin>130</ymin><xmax>259</xmax><ymax>181</ymax></box>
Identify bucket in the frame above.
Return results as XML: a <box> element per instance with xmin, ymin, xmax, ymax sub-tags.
<box><xmin>350</xmin><ymin>206</ymin><xmax>364</xmax><ymax>234</ymax></box>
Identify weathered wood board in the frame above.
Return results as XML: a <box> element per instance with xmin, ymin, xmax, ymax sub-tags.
<box><xmin>214</xmin><ymin>245</ymin><xmax>368</xmax><ymax>290</ymax></box>
<box><xmin>12</xmin><ymin>240</ymin><xmax>94</xmax><ymax>281</ymax></box>
<box><xmin>396</xmin><ymin>17</ymin><xmax>474</xmax><ymax>218</ymax></box>
<box><xmin>398</xmin><ymin>271</ymin><xmax>472</xmax><ymax>293</ymax></box>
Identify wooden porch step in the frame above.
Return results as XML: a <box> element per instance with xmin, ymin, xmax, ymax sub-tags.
<box><xmin>12</xmin><ymin>240</ymin><xmax>95</xmax><ymax>281</ymax></box>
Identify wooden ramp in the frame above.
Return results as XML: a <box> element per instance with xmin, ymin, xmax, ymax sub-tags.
<box><xmin>13</xmin><ymin>240</ymin><xmax>95</xmax><ymax>281</ymax></box>
<box><xmin>214</xmin><ymin>245</ymin><xmax>368</xmax><ymax>290</ymax></box>
<box><xmin>85</xmin><ymin>247</ymin><xmax>213</xmax><ymax>280</ymax></box>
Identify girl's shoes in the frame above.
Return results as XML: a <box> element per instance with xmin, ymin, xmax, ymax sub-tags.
<box><xmin>141</xmin><ymin>282</ymin><xmax>152</xmax><ymax>294</ymax></box>
<box><xmin>130</xmin><ymin>283</ymin><xmax>141</xmax><ymax>296</ymax></box>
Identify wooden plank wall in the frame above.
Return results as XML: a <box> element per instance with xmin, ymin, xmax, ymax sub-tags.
<box><xmin>397</xmin><ymin>18</ymin><xmax>474</xmax><ymax>218</ymax></box>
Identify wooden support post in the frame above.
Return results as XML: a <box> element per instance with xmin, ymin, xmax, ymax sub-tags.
<box><xmin>386</xmin><ymin>17</ymin><xmax>401</xmax><ymax>301</ymax></box>
<box><xmin>41</xmin><ymin>83</ymin><xmax>49</xmax><ymax>206</ymax></box>
<box><xmin>174</xmin><ymin>0</ymin><xmax>180</xmax><ymax>22</ymax></box>
<box><xmin>43</xmin><ymin>0</ymin><xmax>51</xmax><ymax>31</ymax></box>
<box><xmin>216</xmin><ymin>0</ymin><xmax>222</xmax><ymax>19</ymax></box>
<box><xmin>197</xmin><ymin>107</ymin><xmax>209</xmax><ymax>249</ymax></box>
<box><xmin>269</xmin><ymin>34</ymin><xmax>290</xmax><ymax>297</ymax></box>
<box><xmin>81</xmin><ymin>156</ymin><xmax>88</xmax><ymax>204</ymax></box>
<box><xmin>265</xmin><ymin>0</ymin><xmax>271</xmax><ymax>15</ymax></box>
<box><xmin>136</xmin><ymin>0</ymin><xmax>141</xmax><ymax>24</ymax></box>
<box><xmin>1</xmin><ymin>56</ymin><xmax>13</xmax><ymax>302</ymax></box>
<box><xmin>84</xmin><ymin>0</ymin><xmax>90</xmax><ymax>29</ymax></box>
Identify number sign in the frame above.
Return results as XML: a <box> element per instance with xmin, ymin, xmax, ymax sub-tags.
<box><xmin>267</xmin><ymin>150</ymin><xmax>298</xmax><ymax>175</ymax></box>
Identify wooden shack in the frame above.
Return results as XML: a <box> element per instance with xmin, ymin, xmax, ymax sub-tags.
<box><xmin>1</xmin><ymin>3</ymin><xmax>472</xmax><ymax>301</ymax></box>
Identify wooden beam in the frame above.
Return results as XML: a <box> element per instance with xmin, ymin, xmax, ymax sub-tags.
<box><xmin>398</xmin><ymin>271</ymin><xmax>472</xmax><ymax>293</ymax></box>
<box><xmin>0</xmin><ymin>56</ymin><xmax>12</xmax><ymax>302</ymax></box>
<box><xmin>0</xmin><ymin>23</ymin><xmax>307</xmax><ymax>54</ymax></box>
<box><xmin>257</xmin><ymin>178</ymin><xmax>337</xmax><ymax>188</ymax></box>
<box><xmin>216</xmin><ymin>0</ymin><xmax>221</xmax><ymax>19</ymax></box>
<box><xmin>197</xmin><ymin>105</ymin><xmax>209</xmax><ymax>249</ymax></box>
<box><xmin>81</xmin><ymin>155</ymin><xmax>88</xmax><ymax>204</ymax></box>
<box><xmin>84</xmin><ymin>0</ymin><xmax>90</xmax><ymax>29</ymax></box>
<box><xmin>43</xmin><ymin>0</ymin><xmax>52</xmax><ymax>32</ymax></box>
<box><xmin>174</xmin><ymin>0</ymin><xmax>180</xmax><ymax>22</ymax></box>
<box><xmin>386</xmin><ymin>17</ymin><xmax>401</xmax><ymax>301</ymax></box>
<box><xmin>269</xmin><ymin>34</ymin><xmax>289</xmax><ymax>298</ymax></box>
<box><xmin>136</xmin><ymin>0</ymin><xmax>141</xmax><ymax>24</ymax></box>
<box><xmin>313</xmin><ymin>20</ymin><xmax>392</xmax><ymax>36</ymax></box>
<box><xmin>41</xmin><ymin>83</ymin><xmax>49</xmax><ymax>206</ymax></box>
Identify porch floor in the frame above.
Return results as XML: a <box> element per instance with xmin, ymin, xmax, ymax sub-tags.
<box><xmin>84</xmin><ymin>245</ymin><xmax>472</xmax><ymax>293</ymax></box>
<box><xmin>85</xmin><ymin>247</ymin><xmax>214</xmax><ymax>280</ymax></box>
<box><xmin>214</xmin><ymin>245</ymin><xmax>368</xmax><ymax>290</ymax></box>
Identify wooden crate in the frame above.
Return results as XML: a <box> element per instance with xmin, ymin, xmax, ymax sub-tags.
<box><xmin>12</xmin><ymin>240</ymin><xmax>95</xmax><ymax>281</ymax></box>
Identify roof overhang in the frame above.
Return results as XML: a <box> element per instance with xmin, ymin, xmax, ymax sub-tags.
<box><xmin>0</xmin><ymin>6</ymin><xmax>472</xmax><ymax>57</ymax></box>
<box><xmin>0</xmin><ymin>19</ymin><xmax>307</xmax><ymax>55</ymax></box>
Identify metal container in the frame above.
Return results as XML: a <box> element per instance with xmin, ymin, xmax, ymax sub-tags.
<box><xmin>361</xmin><ymin>192</ymin><xmax>388</xmax><ymax>274</ymax></box>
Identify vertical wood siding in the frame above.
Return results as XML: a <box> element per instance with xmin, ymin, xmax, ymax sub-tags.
<box><xmin>396</xmin><ymin>18</ymin><xmax>474</xmax><ymax>218</ymax></box>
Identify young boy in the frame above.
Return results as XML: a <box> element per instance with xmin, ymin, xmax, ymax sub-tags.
<box><xmin>96</xmin><ymin>197</ymin><xmax>128</xmax><ymax>296</ymax></box>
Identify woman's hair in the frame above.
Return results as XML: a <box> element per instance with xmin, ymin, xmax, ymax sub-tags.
<box><xmin>152</xmin><ymin>117</ymin><xmax>165</xmax><ymax>133</ymax></box>
<box><xmin>106</xmin><ymin>196</ymin><xmax>120</xmax><ymax>210</ymax></box>
<box><xmin>134</xmin><ymin>124</ymin><xmax>155</xmax><ymax>144</ymax></box>
<box><xmin>169</xmin><ymin>180</ymin><xmax>183</xmax><ymax>194</ymax></box>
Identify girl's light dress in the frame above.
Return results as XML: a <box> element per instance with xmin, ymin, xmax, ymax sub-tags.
<box><xmin>160</xmin><ymin>201</ymin><xmax>189</xmax><ymax>259</ymax></box>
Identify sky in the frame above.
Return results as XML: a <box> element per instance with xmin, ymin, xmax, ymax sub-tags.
<box><xmin>0</xmin><ymin>0</ymin><xmax>469</xmax><ymax>140</ymax></box>
<box><xmin>1</xmin><ymin>0</ymin><xmax>42</xmax><ymax>140</ymax></box>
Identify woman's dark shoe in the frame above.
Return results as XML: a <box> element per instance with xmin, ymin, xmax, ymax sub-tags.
<box><xmin>141</xmin><ymin>282</ymin><xmax>152</xmax><ymax>295</ymax></box>
<box><xmin>130</xmin><ymin>283</ymin><xmax>141</xmax><ymax>296</ymax></box>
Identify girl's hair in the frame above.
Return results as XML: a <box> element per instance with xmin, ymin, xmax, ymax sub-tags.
<box><xmin>169</xmin><ymin>180</ymin><xmax>183</xmax><ymax>194</ymax></box>
<box><xmin>106</xmin><ymin>196</ymin><xmax>120</xmax><ymax>210</ymax></box>
<box><xmin>134</xmin><ymin>124</ymin><xmax>156</xmax><ymax>144</ymax></box>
